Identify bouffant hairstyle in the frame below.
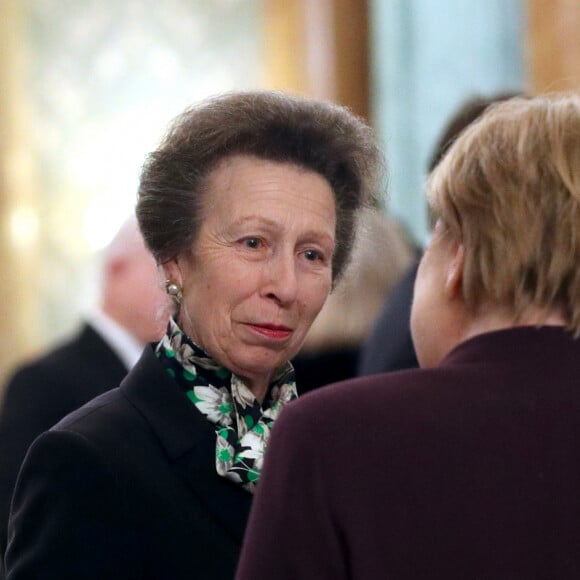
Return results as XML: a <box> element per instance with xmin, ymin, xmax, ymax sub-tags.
<box><xmin>136</xmin><ymin>90</ymin><xmax>383</xmax><ymax>283</ymax></box>
<box><xmin>427</xmin><ymin>93</ymin><xmax>580</xmax><ymax>335</ymax></box>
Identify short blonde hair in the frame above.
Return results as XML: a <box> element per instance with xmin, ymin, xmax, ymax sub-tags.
<box><xmin>427</xmin><ymin>93</ymin><xmax>580</xmax><ymax>335</ymax></box>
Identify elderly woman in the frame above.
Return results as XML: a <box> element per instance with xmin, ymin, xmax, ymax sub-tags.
<box><xmin>5</xmin><ymin>91</ymin><xmax>381</xmax><ymax>579</ymax></box>
<box><xmin>236</xmin><ymin>93</ymin><xmax>580</xmax><ymax>579</ymax></box>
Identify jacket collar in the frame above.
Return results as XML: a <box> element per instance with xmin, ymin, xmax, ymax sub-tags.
<box><xmin>442</xmin><ymin>325</ymin><xmax>580</xmax><ymax>369</ymax></box>
<box><xmin>120</xmin><ymin>345</ymin><xmax>252</xmax><ymax>542</ymax></box>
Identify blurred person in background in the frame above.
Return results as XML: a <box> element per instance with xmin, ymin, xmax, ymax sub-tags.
<box><xmin>292</xmin><ymin>206</ymin><xmax>415</xmax><ymax>393</ymax></box>
<box><xmin>0</xmin><ymin>215</ymin><xmax>168</xmax><ymax>576</ymax></box>
<box><xmin>358</xmin><ymin>91</ymin><xmax>523</xmax><ymax>376</ymax></box>
<box><xmin>236</xmin><ymin>93</ymin><xmax>580</xmax><ymax>579</ymax></box>
<box><xmin>5</xmin><ymin>90</ymin><xmax>382</xmax><ymax>580</ymax></box>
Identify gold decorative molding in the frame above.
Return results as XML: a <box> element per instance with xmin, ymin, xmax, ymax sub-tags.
<box><xmin>262</xmin><ymin>0</ymin><xmax>369</xmax><ymax>119</ymax></box>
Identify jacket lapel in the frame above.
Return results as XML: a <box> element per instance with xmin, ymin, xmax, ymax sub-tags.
<box><xmin>120</xmin><ymin>346</ymin><xmax>252</xmax><ymax>543</ymax></box>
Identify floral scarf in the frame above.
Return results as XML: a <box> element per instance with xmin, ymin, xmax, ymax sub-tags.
<box><xmin>156</xmin><ymin>318</ymin><xmax>298</xmax><ymax>493</ymax></box>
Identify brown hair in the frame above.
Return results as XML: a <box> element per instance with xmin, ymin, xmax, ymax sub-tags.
<box><xmin>136</xmin><ymin>90</ymin><xmax>383</xmax><ymax>283</ymax></box>
<box><xmin>427</xmin><ymin>93</ymin><xmax>580</xmax><ymax>335</ymax></box>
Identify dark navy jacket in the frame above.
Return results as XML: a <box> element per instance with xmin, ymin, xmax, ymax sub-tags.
<box><xmin>6</xmin><ymin>345</ymin><xmax>251</xmax><ymax>580</ymax></box>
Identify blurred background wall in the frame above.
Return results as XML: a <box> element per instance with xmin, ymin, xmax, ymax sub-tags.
<box><xmin>1</xmin><ymin>0</ymin><xmax>579</xmax><ymax>390</ymax></box>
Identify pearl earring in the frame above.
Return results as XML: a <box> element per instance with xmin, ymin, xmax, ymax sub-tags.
<box><xmin>165</xmin><ymin>280</ymin><xmax>183</xmax><ymax>305</ymax></box>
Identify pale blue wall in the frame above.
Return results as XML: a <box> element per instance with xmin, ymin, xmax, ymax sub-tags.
<box><xmin>370</xmin><ymin>0</ymin><xmax>525</xmax><ymax>245</ymax></box>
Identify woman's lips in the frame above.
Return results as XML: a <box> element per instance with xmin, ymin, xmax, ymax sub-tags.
<box><xmin>247</xmin><ymin>323</ymin><xmax>292</xmax><ymax>340</ymax></box>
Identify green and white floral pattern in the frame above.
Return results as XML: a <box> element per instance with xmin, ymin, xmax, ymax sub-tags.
<box><xmin>156</xmin><ymin>318</ymin><xmax>297</xmax><ymax>492</ymax></box>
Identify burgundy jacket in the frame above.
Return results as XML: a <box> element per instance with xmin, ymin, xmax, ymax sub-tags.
<box><xmin>237</xmin><ymin>327</ymin><xmax>580</xmax><ymax>579</ymax></box>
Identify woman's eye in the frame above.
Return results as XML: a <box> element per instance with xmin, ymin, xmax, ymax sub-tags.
<box><xmin>243</xmin><ymin>238</ymin><xmax>262</xmax><ymax>249</ymax></box>
<box><xmin>304</xmin><ymin>249</ymin><xmax>322</xmax><ymax>262</ymax></box>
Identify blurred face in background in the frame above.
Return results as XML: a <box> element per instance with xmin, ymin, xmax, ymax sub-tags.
<box><xmin>103</xmin><ymin>239</ymin><xmax>169</xmax><ymax>344</ymax></box>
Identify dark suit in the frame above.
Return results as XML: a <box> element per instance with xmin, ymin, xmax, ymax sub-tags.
<box><xmin>5</xmin><ymin>345</ymin><xmax>252</xmax><ymax>580</ymax></box>
<box><xmin>292</xmin><ymin>347</ymin><xmax>359</xmax><ymax>395</ymax></box>
<box><xmin>0</xmin><ymin>323</ymin><xmax>128</xmax><ymax>573</ymax></box>
<box><xmin>237</xmin><ymin>327</ymin><xmax>580</xmax><ymax>579</ymax></box>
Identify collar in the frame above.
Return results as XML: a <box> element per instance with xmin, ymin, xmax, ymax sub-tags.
<box><xmin>87</xmin><ymin>308</ymin><xmax>144</xmax><ymax>370</ymax></box>
<box><xmin>442</xmin><ymin>325</ymin><xmax>579</xmax><ymax>368</ymax></box>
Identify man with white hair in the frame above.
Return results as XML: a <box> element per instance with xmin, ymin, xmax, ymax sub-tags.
<box><xmin>0</xmin><ymin>216</ymin><xmax>168</xmax><ymax>574</ymax></box>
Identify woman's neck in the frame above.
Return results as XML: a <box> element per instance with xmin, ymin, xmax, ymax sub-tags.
<box><xmin>463</xmin><ymin>304</ymin><xmax>567</xmax><ymax>343</ymax></box>
<box><xmin>240</xmin><ymin>375</ymin><xmax>271</xmax><ymax>405</ymax></box>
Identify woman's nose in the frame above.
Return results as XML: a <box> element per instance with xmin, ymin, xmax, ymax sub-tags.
<box><xmin>261</xmin><ymin>253</ymin><xmax>299</xmax><ymax>306</ymax></box>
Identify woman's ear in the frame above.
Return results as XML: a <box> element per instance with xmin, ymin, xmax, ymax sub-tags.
<box><xmin>161</xmin><ymin>257</ymin><xmax>183</xmax><ymax>288</ymax></box>
<box><xmin>445</xmin><ymin>242</ymin><xmax>465</xmax><ymax>301</ymax></box>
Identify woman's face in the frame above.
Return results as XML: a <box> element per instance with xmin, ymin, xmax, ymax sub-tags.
<box><xmin>169</xmin><ymin>155</ymin><xmax>336</xmax><ymax>395</ymax></box>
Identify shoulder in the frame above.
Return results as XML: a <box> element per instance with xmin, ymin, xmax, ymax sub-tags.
<box><xmin>5</xmin><ymin>426</ymin><xmax>149</xmax><ymax>578</ymax></box>
<box><xmin>4</xmin><ymin>340</ymin><xmax>79</xmax><ymax>389</ymax></box>
<box><xmin>287</xmin><ymin>368</ymin><xmax>434</xmax><ymax>416</ymax></box>
<box><xmin>4</xmin><ymin>326</ymin><xmax>110</xmax><ymax>390</ymax></box>
<box><xmin>2</xmin><ymin>325</ymin><xmax>127</xmax><ymax>419</ymax></box>
<box><xmin>276</xmin><ymin>365</ymin><xmax>471</xmax><ymax>449</ymax></box>
<box><xmin>14</xmin><ymin>386</ymin><xmax>156</xmax><ymax>510</ymax></box>
<box><xmin>18</xmin><ymin>326</ymin><xmax>95</xmax><ymax>372</ymax></box>
<box><xmin>46</xmin><ymin>349</ymin><xmax>184</xmax><ymax>467</ymax></box>
<box><xmin>51</xmin><ymin>386</ymin><xmax>147</xmax><ymax>454</ymax></box>
<box><xmin>18</xmin><ymin>426</ymin><xmax>117</xmax><ymax>486</ymax></box>
<box><xmin>275</xmin><ymin>370</ymin><xmax>422</xmax><ymax>438</ymax></box>
<box><xmin>0</xmin><ymin>342</ymin><xmax>100</xmax><ymax>439</ymax></box>
<box><xmin>9</xmin><ymin>426</ymin><xmax>125</xmax><ymax>544</ymax></box>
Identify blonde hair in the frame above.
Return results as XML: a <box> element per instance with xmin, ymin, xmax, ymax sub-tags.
<box><xmin>427</xmin><ymin>93</ymin><xmax>580</xmax><ymax>335</ymax></box>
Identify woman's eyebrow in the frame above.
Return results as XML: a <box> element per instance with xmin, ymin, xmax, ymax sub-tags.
<box><xmin>230</xmin><ymin>216</ymin><xmax>334</xmax><ymax>244</ymax></box>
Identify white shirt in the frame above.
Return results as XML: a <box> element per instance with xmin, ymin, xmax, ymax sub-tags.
<box><xmin>87</xmin><ymin>309</ymin><xmax>144</xmax><ymax>371</ymax></box>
